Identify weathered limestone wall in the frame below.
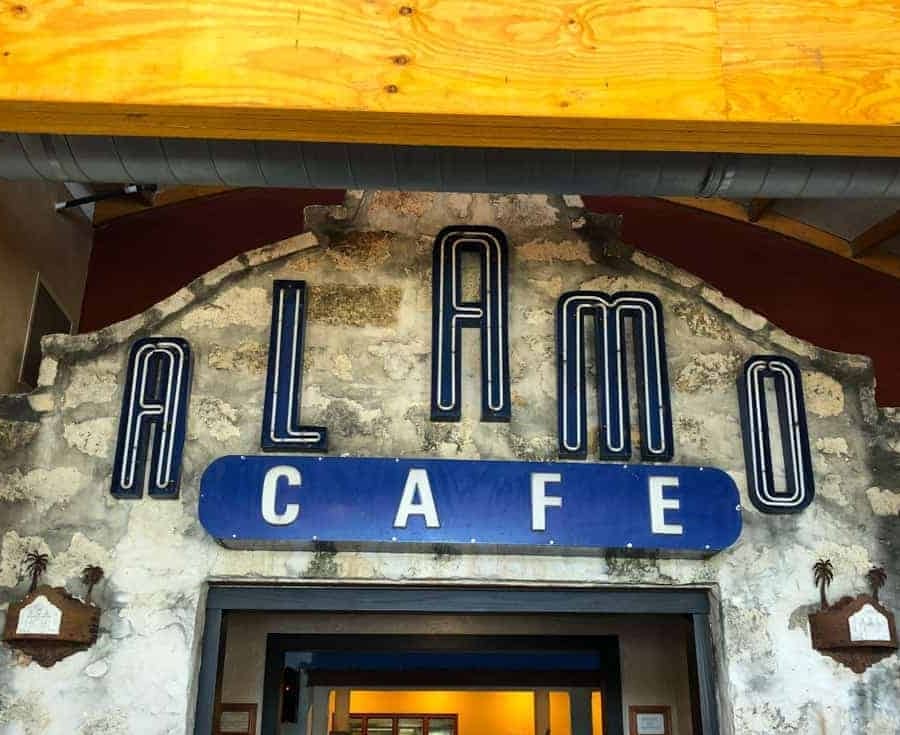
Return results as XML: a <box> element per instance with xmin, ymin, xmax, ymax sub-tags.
<box><xmin>0</xmin><ymin>192</ymin><xmax>898</xmax><ymax>735</ymax></box>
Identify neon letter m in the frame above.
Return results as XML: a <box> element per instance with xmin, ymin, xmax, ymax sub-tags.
<box><xmin>557</xmin><ymin>291</ymin><xmax>673</xmax><ymax>461</ymax></box>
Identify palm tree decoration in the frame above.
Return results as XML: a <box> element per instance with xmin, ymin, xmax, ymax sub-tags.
<box><xmin>813</xmin><ymin>559</ymin><xmax>834</xmax><ymax>610</ymax></box>
<box><xmin>23</xmin><ymin>550</ymin><xmax>49</xmax><ymax>593</ymax></box>
<box><xmin>81</xmin><ymin>565</ymin><xmax>105</xmax><ymax>604</ymax></box>
<box><xmin>866</xmin><ymin>567</ymin><xmax>887</xmax><ymax>603</ymax></box>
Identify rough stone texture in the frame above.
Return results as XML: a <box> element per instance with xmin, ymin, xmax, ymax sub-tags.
<box><xmin>63</xmin><ymin>417</ymin><xmax>115</xmax><ymax>459</ymax></box>
<box><xmin>631</xmin><ymin>251</ymin><xmax>702</xmax><ymax>290</ymax></box>
<box><xmin>0</xmin><ymin>689</ymin><xmax>50</xmax><ymax>734</ymax></box>
<box><xmin>866</xmin><ymin>487</ymin><xmax>900</xmax><ymax>516</ymax></box>
<box><xmin>493</xmin><ymin>194</ymin><xmax>559</xmax><ymax>229</ymax></box>
<box><xmin>371</xmin><ymin>191</ymin><xmax>434</xmax><ymax>218</ymax></box>
<box><xmin>36</xmin><ymin>358</ymin><xmax>58</xmax><ymax>389</ymax></box>
<box><xmin>63</xmin><ymin>359</ymin><xmax>119</xmax><ymax>409</ymax></box>
<box><xmin>327</xmin><ymin>230</ymin><xmax>393</xmax><ymax>272</ymax></box>
<box><xmin>517</xmin><ymin>238</ymin><xmax>595</xmax><ymax>264</ymax></box>
<box><xmin>308</xmin><ymin>285</ymin><xmax>403</xmax><ymax>327</ymax></box>
<box><xmin>207</xmin><ymin>342</ymin><xmax>267</xmax><ymax>373</ymax></box>
<box><xmin>803</xmin><ymin>371</ymin><xmax>846</xmax><ymax>417</ymax></box>
<box><xmin>0</xmin><ymin>532</ymin><xmax>51</xmax><ymax>588</ymax></box>
<box><xmin>670</xmin><ymin>300</ymin><xmax>733</xmax><ymax>341</ymax></box>
<box><xmin>244</xmin><ymin>231</ymin><xmax>318</xmax><ymax>268</ymax></box>
<box><xmin>700</xmin><ymin>286</ymin><xmax>768</xmax><ymax>331</ymax></box>
<box><xmin>769</xmin><ymin>328</ymin><xmax>819</xmax><ymax>359</ymax></box>
<box><xmin>26</xmin><ymin>393</ymin><xmax>54</xmax><ymax>414</ymax></box>
<box><xmin>0</xmin><ymin>419</ymin><xmax>38</xmax><ymax>457</ymax></box>
<box><xmin>0</xmin><ymin>467</ymin><xmax>88</xmax><ymax>512</ymax></box>
<box><xmin>178</xmin><ymin>286</ymin><xmax>270</xmax><ymax>330</ymax></box>
<box><xmin>51</xmin><ymin>533</ymin><xmax>112</xmax><ymax>586</ymax></box>
<box><xmin>816</xmin><ymin>437</ymin><xmax>851</xmax><ymax>458</ymax></box>
<box><xmin>819</xmin><ymin>474</ymin><xmax>850</xmax><ymax>507</ymax></box>
<box><xmin>675</xmin><ymin>352</ymin><xmax>743</xmax><ymax>393</ymax></box>
<box><xmin>191</xmin><ymin>397</ymin><xmax>241</xmax><ymax>443</ymax></box>
<box><xmin>0</xmin><ymin>192</ymin><xmax>897</xmax><ymax>735</ymax></box>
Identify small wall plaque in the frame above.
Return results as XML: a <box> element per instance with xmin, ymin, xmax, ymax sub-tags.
<box><xmin>809</xmin><ymin>594</ymin><xmax>898</xmax><ymax>673</ymax></box>
<box><xmin>629</xmin><ymin>706</ymin><xmax>672</xmax><ymax>735</ymax></box>
<box><xmin>15</xmin><ymin>595</ymin><xmax>62</xmax><ymax>636</ymax></box>
<box><xmin>848</xmin><ymin>604</ymin><xmax>892</xmax><ymax>642</ymax></box>
<box><xmin>2</xmin><ymin>586</ymin><xmax>100</xmax><ymax>667</ymax></box>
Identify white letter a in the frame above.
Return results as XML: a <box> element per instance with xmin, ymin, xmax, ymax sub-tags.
<box><xmin>393</xmin><ymin>469</ymin><xmax>440</xmax><ymax>528</ymax></box>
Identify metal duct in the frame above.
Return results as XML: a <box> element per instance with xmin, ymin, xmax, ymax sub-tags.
<box><xmin>2</xmin><ymin>132</ymin><xmax>900</xmax><ymax>197</ymax></box>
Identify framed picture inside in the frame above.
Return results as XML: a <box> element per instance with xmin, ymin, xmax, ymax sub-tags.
<box><xmin>629</xmin><ymin>705</ymin><xmax>672</xmax><ymax>735</ymax></box>
<box><xmin>216</xmin><ymin>703</ymin><xmax>257</xmax><ymax>735</ymax></box>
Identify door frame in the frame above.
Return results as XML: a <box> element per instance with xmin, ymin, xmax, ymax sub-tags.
<box><xmin>193</xmin><ymin>585</ymin><xmax>720</xmax><ymax>735</ymax></box>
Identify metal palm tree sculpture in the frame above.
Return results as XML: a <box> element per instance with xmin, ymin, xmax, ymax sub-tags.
<box><xmin>813</xmin><ymin>558</ymin><xmax>834</xmax><ymax>610</ymax></box>
<box><xmin>81</xmin><ymin>565</ymin><xmax>105</xmax><ymax>604</ymax></box>
<box><xmin>866</xmin><ymin>567</ymin><xmax>887</xmax><ymax>603</ymax></box>
<box><xmin>24</xmin><ymin>550</ymin><xmax>49</xmax><ymax>593</ymax></box>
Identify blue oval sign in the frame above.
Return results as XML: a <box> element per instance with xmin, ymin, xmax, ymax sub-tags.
<box><xmin>199</xmin><ymin>456</ymin><xmax>742</xmax><ymax>557</ymax></box>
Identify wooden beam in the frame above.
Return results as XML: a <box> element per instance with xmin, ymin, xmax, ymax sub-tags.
<box><xmin>0</xmin><ymin>1</ymin><xmax>899</xmax><ymax>156</ymax></box>
<box><xmin>850</xmin><ymin>210</ymin><xmax>900</xmax><ymax>257</ymax></box>
<box><xmin>663</xmin><ymin>197</ymin><xmax>900</xmax><ymax>280</ymax></box>
<box><xmin>665</xmin><ymin>197</ymin><xmax>851</xmax><ymax>254</ymax></box>
<box><xmin>92</xmin><ymin>186</ymin><xmax>232</xmax><ymax>226</ymax></box>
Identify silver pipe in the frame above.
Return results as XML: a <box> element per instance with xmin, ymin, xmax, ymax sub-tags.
<box><xmin>2</xmin><ymin>132</ymin><xmax>899</xmax><ymax>197</ymax></box>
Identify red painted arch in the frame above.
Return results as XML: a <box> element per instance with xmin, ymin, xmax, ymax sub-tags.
<box><xmin>584</xmin><ymin>196</ymin><xmax>900</xmax><ymax>406</ymax></box>
<box><xmin>80</xmin><ymin>190</ymin><xmax>900</xmax><ymax>406</ymax></box>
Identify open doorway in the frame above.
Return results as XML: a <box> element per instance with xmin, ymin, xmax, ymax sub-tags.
<box><xmin>264</xmin><ymin>636</ymin><xmax>616</xmax><ymax>735</ymax></box>
<box><xmin>195</xmin><ymin>587</ymin><xmax>719</xmax><ymax>735</ymax></box>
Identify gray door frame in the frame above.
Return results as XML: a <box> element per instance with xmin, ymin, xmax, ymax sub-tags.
<box><xmin>193</xmin><ymin>584</ymin><xmax>720</xmax><ymax>735</ymax></box>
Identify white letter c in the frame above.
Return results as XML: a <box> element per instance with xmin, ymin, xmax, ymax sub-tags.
<box><xmin>262</xmin><ymin>465</ymin><xmax>301</xmax><ymax>526</ymax></box>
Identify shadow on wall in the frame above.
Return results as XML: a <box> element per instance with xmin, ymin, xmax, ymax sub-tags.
<box><xmin>80</xmin><ymin>189</ymin><xmax>900</xmax><ymax>406</ymax></box>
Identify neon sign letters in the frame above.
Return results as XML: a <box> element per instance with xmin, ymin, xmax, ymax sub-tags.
<box><xmin>738</xmin><ymin>356</ymin><xmax>815</xmax><ymax>513</ymax></box>
<box><xmin>431</xmin><ymin>226</ymin><xmax>510</xmax><ymax>422</ymax></box>
<box><xmin>111</xmin><ymin>225</ymin><xmax>815</xmax><ymax>534</ymax></box>
<box><xmin>261</xmin><ymin>280</ymin><xmax>327</xmax><ymax>453</ymax></box>
<box><xmin>111</xmin><ymin>338</ymin><xmax>192</xmax><ymax>498</ymax></box>
<box><xmin>556</xmin><ymin>291</ymin><xmax>673</xmax><ymax>462</ymax></box>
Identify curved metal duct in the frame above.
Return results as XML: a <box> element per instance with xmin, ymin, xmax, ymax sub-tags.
<box><xmin>2</xmin><ymin>132</ymin><xmax>899</xmax><ymax>197</ymax></box>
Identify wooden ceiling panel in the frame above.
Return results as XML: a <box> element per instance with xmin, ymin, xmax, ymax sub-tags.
<box><xmin>0</xmin><ymin>0</ymin><xmax>899</xmax><ymax>155</ymax></box>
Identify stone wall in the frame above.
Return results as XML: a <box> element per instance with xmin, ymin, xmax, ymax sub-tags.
<box><xmin>0</xmin><ymin>191</ymin><xmax>897</xmax><ymax>735</ymax></box>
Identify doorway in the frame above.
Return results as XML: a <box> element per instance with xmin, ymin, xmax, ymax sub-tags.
<box><xmin>265</xmin><ymin>635</ymin><xmax>617</xmax><ymax>735</ymax></box>
<box><xmin>194</xmin><ymin>586</ymin><xmax>719</xmax><ymax>735</ymax></box>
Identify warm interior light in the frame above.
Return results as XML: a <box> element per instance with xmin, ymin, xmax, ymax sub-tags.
<box><xmin>343</xmin><ymin>690</ymin><xmax>603</xmax><ymax>735</ymax></box>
